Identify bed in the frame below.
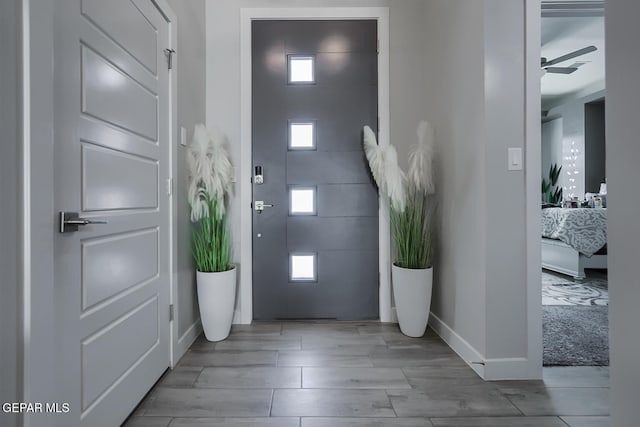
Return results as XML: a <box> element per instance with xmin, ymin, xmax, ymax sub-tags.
<box><xmin>541</xmin><ymin>207</ymin><xmax>607</xmax><ymax>281</ymax></box>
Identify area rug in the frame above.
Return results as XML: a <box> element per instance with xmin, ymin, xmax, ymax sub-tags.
<box><xmin>543</xmin><ymin>305</ymin><xmax>609</xmax><ymax>366</ymax></box>
<box><xmin>542</xmin><ymin>270</ymin><xmax>608</xmax><ymax>306</ymax></box>
<box><xmin>542</xmin><ymin>282</ymin><xmax>609</xmax><ymax>306</ymax></box>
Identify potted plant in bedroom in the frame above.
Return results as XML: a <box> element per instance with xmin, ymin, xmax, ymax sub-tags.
<box><xmin>363</xmin><ymin>121</ymin><xmax>436</xmax><ymax>337</ymax></box>
<box><xmin>187</xmin><ymin>124</ymin><xmax>236</xmax><ymax>342</ymax></box>
<box><xmin>542</xmin><ymin>163</ymin><xmax>563</xmax><ymax>205</ymax></box>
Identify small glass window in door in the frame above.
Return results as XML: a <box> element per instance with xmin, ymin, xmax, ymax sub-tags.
<box><xmin>290</xmin><ymin>253</ymin><xmax>317</xmax><ymax>282</ymax></box>
<box><xmin>288</xmin><ymin>55</ymin><xmax>315</xmax><ymax>83</ymax></box>
<box><xmin>289</xmin><ymin>187</ymin><xmax>316</xmax><ymax>215</ymax></box>
<box><xmin>289</xmin><ymin>121</ymin><xmax>315</xmax><ymax>150</ymax></box>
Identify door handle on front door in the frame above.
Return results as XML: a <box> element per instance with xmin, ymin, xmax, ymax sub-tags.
<box><xmin>254</xmin><ymin>201</ymin><xmax>274</xmax><ymax>213</ymax></box>
<box><xmin>59</xmin><ymin>211</ymin><xmax>108</xmax><ymax>233</ymax></box>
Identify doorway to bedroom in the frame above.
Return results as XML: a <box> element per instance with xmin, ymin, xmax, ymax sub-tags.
<box><xmin>539</xmin><ymin>1</ymin><xmax>608</xmax><ymax>368</ymax></box>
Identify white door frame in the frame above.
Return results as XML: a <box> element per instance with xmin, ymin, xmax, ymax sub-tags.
<box><xmin>22</xmin><ymin>0</ymin><xmax>179</xmax><ymax>419</ymax></box>
<box><xmin>525</xmin><ymin>0</ymin><xmax>606</xmax><ymax>376</ymax></box>
<box><xmin>524</xmin><ymin>0</ymin><xmax>543</xmax><ymax>377</ymax></box>
<box><xmin>239</xmin><ymin>7</ymin><xmax>391</xmax><ymax>324</ymax></box>
<box><xmin>152</xmin><ymin>0</ymin><xmax>182</xmax><ymax>368</ymax></box>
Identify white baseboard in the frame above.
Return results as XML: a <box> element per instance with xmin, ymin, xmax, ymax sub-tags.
<box><xmin>428</xmin><ymin>312</ymin><xmax>533</xmax><ymax>380</ymax></box>
<box><xmin>483</xmin><ymin>357</ymin><xmax>532</xmax><ymax>380</ymax></box>
<box><xmin>173</xmin><ymin>319</ymin><xmax>202</xmax><ymax>367</ymax></box>
<box><xmin>428</xmin><ymin>312</ymin><xmax>486</xmax><ymax>378</ymax></box>
<box><xmin>232</xmin><ymin>309</ymin><xmax>249</xmax><ymax>325</ymax></box>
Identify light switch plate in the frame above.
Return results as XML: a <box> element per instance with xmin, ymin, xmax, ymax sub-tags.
<box><xmin>508</xmin><ymin>147</ymin><xmax>523</xmax><ymax>171</ymax></box>
<box><xmin>180</xmin><ymin>126</ymin><xmax>188</xmax><ymax>147</ymax></box>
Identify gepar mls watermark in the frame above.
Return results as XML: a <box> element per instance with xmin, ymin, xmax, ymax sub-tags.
<box><xmin>3</xmin><ymin>402</ymin><xmax>70</xmax><ymax>414</ymax></box>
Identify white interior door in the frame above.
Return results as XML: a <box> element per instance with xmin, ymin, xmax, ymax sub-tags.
<box><xmin>53</xmin><ymin>0</ymin><xmax>171</xmax><ymax>425</ymax></box>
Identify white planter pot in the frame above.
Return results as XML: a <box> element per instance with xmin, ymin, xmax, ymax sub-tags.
<box><xmin>392</xmin><ymin>265</ymin><xmax>433</xmax><ymax>337</ymax></box>
<box><xmin>196</xmin><ymin>267</ymin><xmax>237</xmax><ymax>342</ymax></box>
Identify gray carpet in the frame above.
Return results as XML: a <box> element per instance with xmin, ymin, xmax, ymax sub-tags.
<box><xmin>543</xmin><ymin>305</ymin><xmax>609</xmax><ymax>366</ymax></box>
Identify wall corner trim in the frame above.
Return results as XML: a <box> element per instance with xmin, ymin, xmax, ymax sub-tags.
<box><xmin>429</xmin><ymin>313</ymin><xmax>534</xmax><ymax>381</ymax></box>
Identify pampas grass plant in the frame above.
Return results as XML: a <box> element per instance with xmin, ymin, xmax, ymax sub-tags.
<box><xmin>187</xmin><ymin>124</ymin><xmax>234</xmax><ymax>273</ymax></box>
<box><xmin>363</xmin><ymin>121</ymin><xmax>435</xmax><ymax>269</ymax></box>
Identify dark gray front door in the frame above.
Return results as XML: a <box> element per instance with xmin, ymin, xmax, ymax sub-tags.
<box><xmin>252</xmin><ymin>20</ymin><xmax>379</xmax><ymax>320</ymax></box>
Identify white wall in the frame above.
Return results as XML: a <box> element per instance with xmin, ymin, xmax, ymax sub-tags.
<box><xmin>167</xmin><ymin>0</ymin><xmax>207</xmax><ymax>360</ymax></box>
<box><xmin>424</xmin><ymin>0</ymin><xmax>535</xmax><ymax>379</ymax></box>
<box><xmin>483</xmin><ymin>0</ymin><xmax>527</xmax><ymax>363</ymax></box>
<box><xmin>606</xmin><ymin>0</ymin><xmax>640</xmax><ymax>424</ymax></box>
<box><xmin>206</xmin><ymin>0</ymin><xmax>429</xmax><ymax>323</ymax></box>
<box><xmin>1</xmin><ymin>1</ymin><xmax>21</xmax><ymax>426</ymax></box>
<box><xmin>541</xmin><ymin>118</ymin><xmax>563</xmax><ymax>186</ymax></box>
<box><xmin>423</xmin><ymin>0</ymin><xmax>488</xmax><ymax>358</ymax></box>
<box><xmin>546</xmin><ymin>90</ymin><xmax>605</xmax><ymax>198</ymax></box>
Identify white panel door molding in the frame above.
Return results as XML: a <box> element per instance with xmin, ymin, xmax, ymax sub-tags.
<box><xmin>52</xmin><ymin>0</ymin><xmax>172</xmax><ymax>425</ymax></box>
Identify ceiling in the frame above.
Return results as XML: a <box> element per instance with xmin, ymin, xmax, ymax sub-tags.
<box><xmin>541</xmin><ymin>15</ymin><xmax>605</xmax><ymax>110</ymax></box>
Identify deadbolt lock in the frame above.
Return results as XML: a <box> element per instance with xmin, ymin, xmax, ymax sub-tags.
<box><xmin>254</xmin><ymin>165</ymin><xmax>264</xmax><ymax>184</ymax></box>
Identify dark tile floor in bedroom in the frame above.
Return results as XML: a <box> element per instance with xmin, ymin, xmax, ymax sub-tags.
<box><xmin>124</xmin><ymin>322</ymin><xmax>609</xmax><ymax>427</ymax></box>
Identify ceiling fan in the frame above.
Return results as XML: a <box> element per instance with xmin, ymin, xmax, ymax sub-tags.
<box><xmin>541</xmin><ymin>45</ymin><xmax>597</xmax><ymax>75</ymax></box>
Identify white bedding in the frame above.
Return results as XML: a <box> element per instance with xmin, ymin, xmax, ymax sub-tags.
<box><xmin>541</xmin><ymin>208</ymin><xmax>607</xmax><ymax>257</ymax></box>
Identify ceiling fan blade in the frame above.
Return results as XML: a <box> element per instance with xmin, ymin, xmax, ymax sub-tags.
<box><xmin>545</xmin><ymin>67</ymin><xmax>578</xmax><ymax>74</ymax></box>
<box><xmin>542</xmin><ymin>45</ymin><xmax>597</xmax><ymax>67</ymax></box>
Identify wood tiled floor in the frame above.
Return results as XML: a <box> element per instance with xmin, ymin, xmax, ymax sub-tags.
<box><xmin>125</xmin><ymin>322</ymin><xmax>609</xmax><ymax>427</ymax></box>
